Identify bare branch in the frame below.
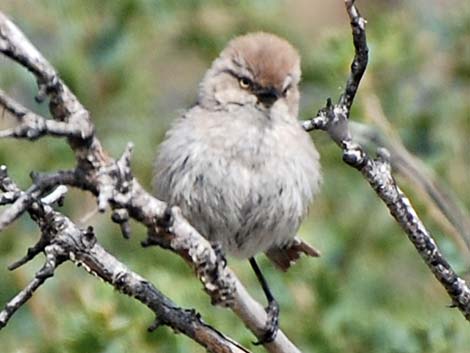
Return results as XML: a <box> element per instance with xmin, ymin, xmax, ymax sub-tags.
<box><xmin>0</xmin><ymin>10</ymin><xmax>301</xmax><ymax>352</ymax></box>
<box><xmin>0</xmin><ymin>172</ymin><xmax>251</xmax><ymax>353</ymax></box>
<box><xmin>360</xmin><ymin>94</ymin><xmax>470</xmax><ymax>252</ymax></box>
<box><xmin>0</xmin><ymin>191</ymin><xmax>21</xmax><ymax>205</ymax></box>
<box><xmin>0</xmin><ymin>244</ymin><xmax>60</xmax><ymax>328</ymax></box>
<box><xmin>304</xmin><ymin>0</ymin><xmax>470</xmax><ymax>320</ymax></box>
<box><xmin>2</xmin><ymin>0</ymin><xmax>466</xmax><ymax>351</ymax></box>
<box><xmin>8</xmin><ymin>234</ymin><xmax>49</xmax><ymax>271</ymax></box>
<box><xmin>0</xmin><ymin>12</ymin><xmax>56</xmax><ymax>90</ymax></box>
<box><xmin>0</xmin><ymin>12</ymin><xmax>94</xmax><ymax>139</ymax></box>
<box><xmin>0</xmin><ymin>178</ymin><xmax>36</xmax><ymax>232</ymax></box>
<box><xmin>0</xmin><ymin>90</ymin><xmax>88</xmax><ymax>139</ymax></box>
<box><xmin>339</xmin><ymin>0</ymin><xmax>368</xmax><ymax>112</ymax></box>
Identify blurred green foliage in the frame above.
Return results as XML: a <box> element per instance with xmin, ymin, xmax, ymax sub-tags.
<box><xmin>1</xmin><ymin>1</ymin><xmax>469</xmax><ymax>352</ymax></box>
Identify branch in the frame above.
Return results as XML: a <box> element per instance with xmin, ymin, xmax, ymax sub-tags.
<box><xmin>359</xmin><ymin>94</ymin><xmax>470</xmax><ymax>252</ymax></box>
<box><xmin>304</xmin><ymin>0</ymin><xmax>470</xmax><ymax>320</ymax></box>
<box><xmin>338</xmin><ymin>0</ymin><xmax>368</xmax><ymax>112</ymax></box>
<box><xmin>0</xmin><ymin>10</ymin><xmax>301</xmax><ymax>352</ymax></box>
<box><xmin>0</xmin><ymin>165</ymin><xmax>40</xmax><ymax>231</ymax></box>
<box><xmin>0</xmin><ymin>244</ymin><xmax>61</xmax><ymax>328</ymax></box>
<box><xmin>0</xmin><ymin>167</ymin><xmax>250</xmax><ymax>353</ymax></box>
<box><xmin>2</xmin><ymin>1</ymin><xmax>466</xmax><ymax>351</ymax></box>
<box><xmin>0</xmin><ymin>90</ymin><xmax>87</xmax><ymax>139</ymax></box>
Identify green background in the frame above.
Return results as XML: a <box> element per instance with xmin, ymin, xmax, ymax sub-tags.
<box><xmin>0</xmin><ymin>0</ymin><xmax>469</xmax><ymax>352</ymax></box>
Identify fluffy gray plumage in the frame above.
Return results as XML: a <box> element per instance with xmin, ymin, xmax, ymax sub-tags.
<box><xmin>154</xmin><ymin>32</ymin><xmax>321</xmax><ymax>261</ymax></box>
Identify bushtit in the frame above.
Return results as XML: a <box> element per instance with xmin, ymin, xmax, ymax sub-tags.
<box><xmin>154</xmin><ymin>32</ymin><xmax>321</xmax><ymax>343</ymax></box>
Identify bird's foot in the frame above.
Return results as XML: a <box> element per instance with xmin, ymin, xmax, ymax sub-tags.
<box><xmin>253</xmin><ymin>299</ymin><xmax>279</xmax><ymax>345</ymax></box>
<box><xmin>211</xmin><ymin>242</ymin><xmax>227</xmax><ymax>268</ymax></box>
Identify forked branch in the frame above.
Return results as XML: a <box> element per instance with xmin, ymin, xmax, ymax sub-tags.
<box><xmin>303</xmin><ymin>0</ymin><xmax>470</xmax><ymax>320</ymax></box>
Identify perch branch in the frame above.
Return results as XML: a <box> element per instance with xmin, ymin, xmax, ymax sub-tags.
<box><xmin>0</xmin><ymin>167</ymin><xmax>250</xmax><ymax>353</ymax></box>
<box><xmin>0</xmin><ymin>9</ymin><xmax>301</xmax><ymax>353</ymax></box>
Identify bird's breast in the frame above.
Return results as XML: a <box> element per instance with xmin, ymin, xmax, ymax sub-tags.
<box><xmin>154</xmin><ymin>106</ymin><xmax>321</xmax><ymax>258</ymax></box>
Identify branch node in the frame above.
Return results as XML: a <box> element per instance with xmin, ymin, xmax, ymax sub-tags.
<box><xmin>35</xmin><ymin>75</ymin><xmax>59</xmax><ymax>103</ymax></box>
<box><xmin>35</xmin><ymin>244</ymin><xmax>63</xmax><ymax>279</ymax></box>
<box><xmin>211</xmin><ymin>242</ymin><xmax>228</xmax><ymax>269</ymax></box>
<box><xmin>342</xmin><ymin>143</ymin><xmax>366</xmax><ymax>168</ymax></box>
<box><xmin>147</xmin><ymin>317</ymin><xmax>164</xmax><ymax>332</ymax></box>
<box><xmin>116</xmin><ymin>142</ymin><xmax>134</xmax><ymax>189</ymax></box>
<box><xmin>35</xmin><ymin>87</ymin><xmax>47</xmax><ymax>104</ymax></box>
<box><xmin>157</xmin><ymin>206</ymin><xmax>174</xmax><ymax>231</ymax></box>
<box><xmin>0</xmin><ymin>191</ymin><xmax>20</xmax><ymax>205</ymax></box>
<box><xmin>97</xmin><ymin>188</ymin><xmax>111</xmax><ymax>213</ymax></box>
<box><xmin>111</xmin><ymin>208</ymin><xmax>129</xmax><ymax>223</ymax></box>
<box><xmin>81</xmin><ymin>225</ymin><xmax>97</xmax><ymax>249</ymax></box>
<box><xmin>111</xmin><ymin>209</ymin><xmax>131</xmax><ymax>239</ymax></box>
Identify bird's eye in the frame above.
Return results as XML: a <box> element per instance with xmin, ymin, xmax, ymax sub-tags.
<box><xmin>282</xmin><ymin>84</ymin><xmax>292</xmax><ymax>96</ymax></box>
<box><xmin>239</xmin><ymin>77</ymin><xmax>252</xmax><ymax>89</ymax></box>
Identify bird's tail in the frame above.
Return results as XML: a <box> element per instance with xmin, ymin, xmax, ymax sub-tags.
<box><xmin>265</xmin><ymin>236</ymin><xmax>320</xmax><ymax>271</ymax></box>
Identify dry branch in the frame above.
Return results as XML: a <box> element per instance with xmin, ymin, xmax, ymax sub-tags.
<box><xmin>303</xmin><ymin>0</ymin><xmax>470</xmax><ymax>320</ymax></box>
<box><xmin>1</xmin><ymin>1</ymin><xmax>468</xmax><ymax>353</ymax></box>
<box><xmin>0</xmin><ymin>167</ymin><xmax>249</xmax><ymax>353</ymax></box>
<box><xmin>0</xmin><ymin>6</ymin><xmax>303</xmax><ymax>353</ymax></box>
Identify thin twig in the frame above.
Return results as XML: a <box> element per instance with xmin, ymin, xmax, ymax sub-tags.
<box><xmin>339</xmin><ymin>0</ymin><xmax>369</xmax><ymax>112</ymax></box>
<box><xmin>0</xmin><ymin>244</ymin><xmax>62</xmax><ymax>328</ymax></box>
<box><xmin>304</xmin><ymin>0</ymin><xmax>470</xmax><ymax>320</ymax></box>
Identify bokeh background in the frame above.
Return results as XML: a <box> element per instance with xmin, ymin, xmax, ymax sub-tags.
<box><xmin>1</xmin><ymin>0</ymin><xmax>469</xmax><ymax>352</ymax></box>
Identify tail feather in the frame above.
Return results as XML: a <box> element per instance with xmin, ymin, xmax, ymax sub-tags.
<box><xmin>265</xmin><ymin>236</ymin><xmax>320</xmax><ymax>272</ymax></box>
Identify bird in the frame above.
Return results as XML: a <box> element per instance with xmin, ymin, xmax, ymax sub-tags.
<box><xmin>153</xmin><ymin>32</ymin><xmax>321</xmax><ymax>344</ymax></box>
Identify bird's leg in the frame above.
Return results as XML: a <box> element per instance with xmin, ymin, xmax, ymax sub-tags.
<box><xmin>249</xmin><ymin>257</ymin><xmax>279</xmax><ymax>345</ymax></box>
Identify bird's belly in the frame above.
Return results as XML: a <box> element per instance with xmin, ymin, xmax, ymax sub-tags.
<box><xmin>154</xmin><ymin>113</ymin><xmax>320</xmax><ymax>259</ymax></box>
<box><xmin>180</xmin><ymin>151</ymin><xmax>307</xmax><ymax>258</ymax></box>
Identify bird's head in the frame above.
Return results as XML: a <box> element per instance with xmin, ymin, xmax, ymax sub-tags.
<box><xmin>198</xmin><ymin>32</ymin><xmax>301</xmax><ymax>118</ymax></box>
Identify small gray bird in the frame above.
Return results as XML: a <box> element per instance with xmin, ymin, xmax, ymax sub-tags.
<box><xmin>154</xmin><ymin>32</ymin><xmax>321</xmax><ymax>343</ymax></box>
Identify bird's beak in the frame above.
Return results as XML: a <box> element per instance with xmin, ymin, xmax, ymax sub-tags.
<box><xmin>256</xmin><ymin>87</ymin><xmax>281</xmax><ymax>107</ymax></box>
